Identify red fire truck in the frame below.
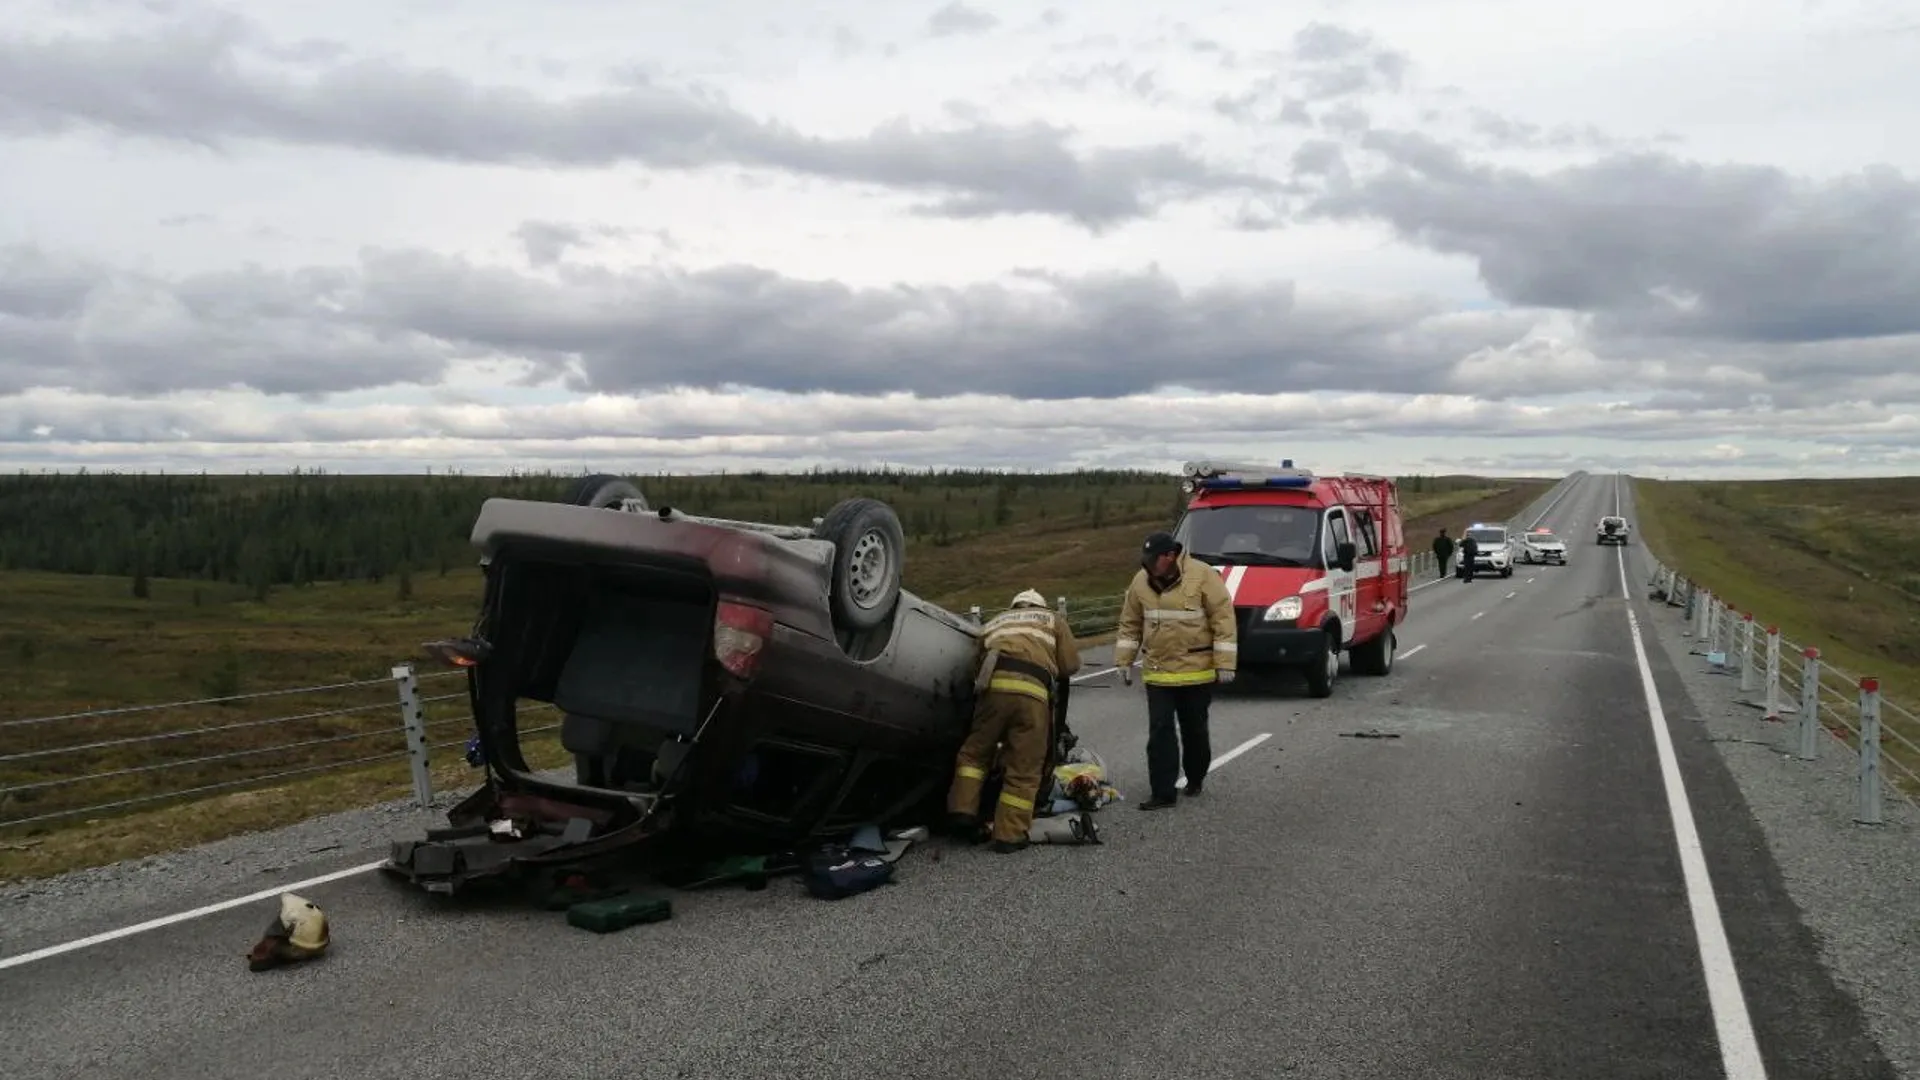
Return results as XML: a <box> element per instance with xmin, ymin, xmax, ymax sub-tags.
<box><xmin>1169</xmin><ymin>459</ymin><xmax>1409</xmax><ymax>697</ymax></box>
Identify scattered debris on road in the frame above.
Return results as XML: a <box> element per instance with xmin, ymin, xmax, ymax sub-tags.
<box><xmin>246</xmin><ymin>893</ymin><xmax>329</xmax><ymax>972</ymax></box>
<box><xmin>567</xmin><ymin>895</ymin><xmax>672</xmax><ymax>933</ymax></box>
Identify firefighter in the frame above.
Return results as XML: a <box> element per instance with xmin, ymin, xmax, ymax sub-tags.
<box><xmin>1114</xmin><ymin>532</ymin><xmax>1237</xmax><ymax>811</ymax></box>
<box><xmin>945</xmin><ymin>588</ymin><xmax>1082</xmax><ymax>853</ymax></box>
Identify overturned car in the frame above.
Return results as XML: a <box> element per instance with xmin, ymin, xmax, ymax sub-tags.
<box><xmin>384</xmin><ymin>475</ymin><xmax>1075</xmax><ymax>895</ymax></box>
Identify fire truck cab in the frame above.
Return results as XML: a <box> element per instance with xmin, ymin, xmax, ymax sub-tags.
<box><xmin>1170</xmin><ymin>459</ymin><xmax>1408</xmax><ymax>698</ymax></box>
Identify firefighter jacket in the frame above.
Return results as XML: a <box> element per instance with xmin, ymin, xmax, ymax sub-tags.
<box><xmin>1113</xmin><ymin>553</ymin><xmax>1238</xmax><ymax>686</ymax></box>
<box><xmin>978</xmin><ymin>605</ymin><xmax>1082</xmax><ymax>705</ymax></box>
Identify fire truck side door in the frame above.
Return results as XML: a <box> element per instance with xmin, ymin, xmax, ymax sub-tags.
<box><xmin>1325</xmin><ymin>507</ymin><xmax>1358</xmax><ymax>645</ymax></box>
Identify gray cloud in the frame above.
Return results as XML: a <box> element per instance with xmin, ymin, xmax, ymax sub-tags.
<box><xmin>1207</xmin><ymin>23</ymin><xmax>1409</xmax><ymax>130</ymax></box>
<box><xmin>0</xmin><ymin>244</ymin><xmax>453</xmax><ymax>396</ymax></box>
<box><xmin>1307</xmin><ymin>132</ymin><xmax>1920</xmax><ymax>346</ymax></box>
<box><xmin>0</xmin><ymin>15</ymin><xmax>1275</xmax><ymax>229</ymax></box>
<box><xmin>927</xmin><ymin>2</ymin><xmax>998</xmax><ymax>37</ymax></box>
<box><xmin>7</xmin><ymin>237</ymin><xmax>1918</xmax><ymax>411</ymax></box>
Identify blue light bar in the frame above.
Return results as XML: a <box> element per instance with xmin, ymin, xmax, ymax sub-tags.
<box><xmin>1193</xmin><ymin>475</ymin><xmax>1313</xmax><ymax>490</ymax></box>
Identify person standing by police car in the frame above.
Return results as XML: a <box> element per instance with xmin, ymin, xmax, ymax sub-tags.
<box><xmin>1115</xmin><ymin>532</ymin><xmax>1238</xmax><ymax>811</ymax></box>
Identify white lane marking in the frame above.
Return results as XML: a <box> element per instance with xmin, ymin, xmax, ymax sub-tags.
<box><xmin>1073</xmin><ymin>666</ymin><xmax>1118</xmax><ymax>683</ymax></box>
<box><xmin>1613</xmin><ymin>541</ymin><xmax>1766</xmax><ymax>1079</ymax></box>
<box><xmin>1396</xmin><ymin>643</ymin><xmax>1427</xmax><ymax>660</ymax></box>
<box><xmin>1410</xmin><ymin>576</ymin><xmax>1448</xmax><ymax>593</ymax></box>
<box><xmin>1471</xmin><ymin>611</ymin><xmax>1486</xmax><ymax>620</ymax></box>
<box><xmin>1175</xmin><ymin>732</ymin><xmax>1273</xmax><ymax>789</ymax></box>
<box><xmin>1505</xmin><ymin>591</ymin><xmax>1518</xmax><ymax>599</ymax></box>
<box><xmin>1528</xmin><ymin>577</ymin><xmax>1537</xmax><ymax>584</ymax></box>
<box><xmin>0</xmin><ymin>859</ymin><xmax>387</xmax><ymax>973</ymax></box>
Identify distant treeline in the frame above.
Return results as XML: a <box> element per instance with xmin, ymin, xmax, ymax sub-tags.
<box><xmin>0</xmin><ymin>466</ymin><xmax>1494</xmax><ymax>593</ymax></box>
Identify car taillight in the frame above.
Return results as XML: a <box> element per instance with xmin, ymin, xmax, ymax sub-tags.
<box><xmin>713</xmin><ymin>600</ymin><xmax>773</xmax><ymax>679</ymax></box>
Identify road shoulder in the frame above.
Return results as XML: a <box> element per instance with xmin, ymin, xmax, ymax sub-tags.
<box><xmin>1631</xmin><ymin>548</ymin><xmax>1919</xmax><ymax>1079</ymax></box>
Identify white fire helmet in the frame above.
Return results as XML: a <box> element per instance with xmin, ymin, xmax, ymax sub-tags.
<box><xmin>1011</xmin><ymin>588</ymin><xmax>1047</xmax><ymax>609</ymax></box>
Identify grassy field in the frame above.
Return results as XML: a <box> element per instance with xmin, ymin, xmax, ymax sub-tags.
<box><xmin>1630</xmin><ymin>476</ymin><xmax>1920</xmax><ymax>791</ymax></box>
<box><xmin>0</xmin><ymin>472</ymin><xmax>1550</xmax><ymax>881</ymax></box>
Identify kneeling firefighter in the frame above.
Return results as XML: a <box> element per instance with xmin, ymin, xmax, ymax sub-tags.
<box><xmin>946</xmin><ymin>588</ymin><xmax>1083</xmax><ymax>853</ymax></box>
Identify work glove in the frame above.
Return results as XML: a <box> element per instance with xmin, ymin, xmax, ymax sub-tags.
<box><xmin>1217</xmin><ymin>669</ymin><xmax>1236</xmax><ymax>685</ymax></box>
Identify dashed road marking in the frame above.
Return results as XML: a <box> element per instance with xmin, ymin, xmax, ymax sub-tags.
<box><xmin>1396</xmin><ymin>644</ymin><xmax>1427</xmax><ymax>660</ymax></box>
<box><xmin>1471</xmin><ymin>611</ymin><xmax>1486</xmax><ymax>621</ymax></box>
<box><xmin>1176</xmin><ymin>732</ymin><xmax>1272</xmax><ymax>789</ymax></box>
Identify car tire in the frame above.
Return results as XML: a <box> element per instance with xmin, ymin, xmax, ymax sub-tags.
<box><xmin>1352</xmin><ymin>627</ymin><xmax>1394</xmax><ymax>676</ymax></box>
<box><xmin>1502</xmin><ymin>566</ymin><xmax>1512</xmax><ymax>578</ymax></box>
<box><xmin>566</xmin><ymin>473</ymin><xmax>649</xmax><ymax>511</ymax></box>
<box><xmin>1305</xmin><ymin>628</ymin><xmax>1339</xmax><ymax>698</ymax></box>
<box><xmin>815</xmin><ymin>497</ymin><xmax>905</xmax><ymax>631</ymax></box>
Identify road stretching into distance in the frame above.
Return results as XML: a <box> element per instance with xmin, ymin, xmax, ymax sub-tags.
<box><xmin>0</xmin><ymin>472</ymin><xmax>1903</xmax><ymax>1079</ymax></box>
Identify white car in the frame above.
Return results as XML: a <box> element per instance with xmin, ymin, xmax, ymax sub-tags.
<box><xmin>1596</xmin><ymin>515</ymin><xmax>1631</xmax><ymax>545</ymax></box>
<box><xmin>1519</xmin><ymin>528</ymin><xmax>1568</xmax><ymax>565</ymax></box>
<box><xmin>1460</xmin><ymin>523</ymin><xmax>1513</xmax><ymax>578</ymax></box>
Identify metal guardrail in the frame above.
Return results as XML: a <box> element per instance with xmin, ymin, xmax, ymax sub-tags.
<box><xmin>0</xmin><ymin>553</ymin><xmax>1458</xmax><ymax>834</ymax></box>
<box><xmin>1640</xmin><ymin>557</ymin><xmax>1918</xmax><ymax>821</ymax></box>
<box><xmin>0</xmin><ymin>592</ymin><xmax>1134</xmax><ymax>832</ymax></box>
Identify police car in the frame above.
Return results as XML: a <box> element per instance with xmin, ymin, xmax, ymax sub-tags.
<box><xmin>1518</xmin><ymin>527</ymin><xmax>1568</xmax><ymax>565</ymax></box>
<box><xmin>1460</xmin><ymin>522</ymin><xmax>1513</xmax><ymax>578</ymax></box>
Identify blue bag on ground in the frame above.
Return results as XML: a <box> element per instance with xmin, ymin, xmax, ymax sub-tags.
<box><xmin>803</xmin><ymin>844</ymin><xmax>895</xmax><ymax>900</ymax></box>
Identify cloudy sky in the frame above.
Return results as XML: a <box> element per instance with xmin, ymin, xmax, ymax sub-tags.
<box><xmin>2</xmin><ymin>0</ymin><xmax>1916</xmax><ymax>479</ymax></box>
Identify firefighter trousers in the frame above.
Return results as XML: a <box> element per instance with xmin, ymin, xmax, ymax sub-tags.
<box><xmin>946</xmin><ymin>688</ymin><xmax>1051</xmax><ymax>843</ymax></box>
<box><xmin>1145</xmin><ymin>683</ymin><xmax>1213</xmax><ymax>802</ymax></box>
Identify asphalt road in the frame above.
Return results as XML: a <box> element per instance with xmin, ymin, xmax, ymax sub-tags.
<box><xmin>0</xmin><ymin>473</ymin><xmax>1903</xmax><ymax>1079</ymax></box>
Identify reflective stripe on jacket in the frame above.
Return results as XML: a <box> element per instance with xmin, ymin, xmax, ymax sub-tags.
<box><xmin>980</xmin><ymin>606</ymin><xmax>1082</xmax><ymax>703</ymax></box>
<box><xmin>1113</xmin><ymin>553</ymin><xmax>1237</xmax><ymax>685</ymax></box>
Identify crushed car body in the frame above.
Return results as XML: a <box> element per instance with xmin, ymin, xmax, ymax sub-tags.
<box><xmin>384</xmin><ymin>475</ymin><xmax>1067</xmax><ymax>895</ymax></box>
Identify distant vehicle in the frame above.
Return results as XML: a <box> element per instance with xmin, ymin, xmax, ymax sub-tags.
<box><xmin>1518</xmin><ymin>527</ymin><xmax>1568</xmax><ymax>565</ymax></box>
<box><xmin>1596</xmin><ymin>515</ymin><xmax>1631</xmax><ymax>545</ymax></box>
<box><xmin>382</xmin><ymin>474</ymin><xmax>1071</xmax><ymax>896</ymax></box>
<box><xmin>1169</xmin><ymin>459</ymin><xmax>1407</xmax><ymax>698</ymax></box>
<box><xmin>1461</xmin><ymin>522</ymin><xmax>1514</xmax><ymax>578</ymax></box>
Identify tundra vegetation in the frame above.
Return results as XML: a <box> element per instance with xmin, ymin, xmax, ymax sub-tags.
<box><xmin>1631</xmin><ymin>476</ymin><xmax>1920</xmax><ymax>789</ymax></box>
<box><xmin>1</xmin><ymin>468</ymin><xmax>1542</xmax><ymax>880</ymax></box>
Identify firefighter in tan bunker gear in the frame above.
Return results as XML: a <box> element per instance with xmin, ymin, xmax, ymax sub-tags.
<box><xmin>1114</xmin><ymin>532</ymin><xmax>1237</xmax><ymax>811</ymax></box>
<box><xmin>946</xmin><ymin>588</ymin><xmax>1082</xmax><ymax>852</ymax></box>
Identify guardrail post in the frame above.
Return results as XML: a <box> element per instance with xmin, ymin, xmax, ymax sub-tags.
<box><xmin>1695</xmin><ymin>588</ymin><xmax>1712</xmax><ymax>637</ymax></box>
<box><xmin>1762</xmin><ymin>627</ymin><xmax>1783</xmax><ymax>720</ymax></box>
<box><xmin>969</xmin><ymin>605</ymin><xmax>982</xmax><ymax>623</ymax></box>
<box><xmin>1856</xmin><ymin>677</ymin><xmax>1883</xmax><ymax>826</ymax></box>
<box><xmin>393</xmin><ymin>663</ymin><xmax>433</xmax><ymax>809</ymax></box>
<box><xmin>1738</xmin><ymin>615</ymin><xmax>1757</xmax><ymax>691</ymax></box>
<box><xmin>1794</xmin><ymin>648</ymin><xmax>1821</xmax><ymax>761</ymax></box>
<box><xmin>1058</xmin><ymin>595</ymin><xmax>1068</xmax><ymax>614</ymax></box>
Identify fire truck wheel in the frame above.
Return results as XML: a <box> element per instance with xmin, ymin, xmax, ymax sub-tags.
<box><xmin>1305</xmin><ymin>629</ymin><xmax>1339</xmax><ymax>698</ymax></box>
<box><xmin>1352</xmin><ymin>628</ymin><xmax>1394</xmax><ymax>676</ymax></box>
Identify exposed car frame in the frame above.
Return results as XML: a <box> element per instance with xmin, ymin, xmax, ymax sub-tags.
<box><xmin>382</xmin><ymin>475</ymin><xmax>1074</xmax><ymax>896</ymax></box>
<box><xmin>1596</xmin><ymin>515</ymin><xmax>1631</xmax><ymax>546</ymax></box>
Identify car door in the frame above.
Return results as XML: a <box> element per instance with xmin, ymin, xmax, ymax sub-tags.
<box><xmin>1324</xmin><ymin>507</ymin><xmax>1358</xmax><ymax>645</ymax></box>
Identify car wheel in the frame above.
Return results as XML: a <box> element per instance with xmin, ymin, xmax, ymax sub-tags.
<box><xmin>815</xmin><ymin>497</ymin><xmax>905</xmax><ymax>631</ymax></box>
<box><xmin>566</xmin><ymin>473</ymin><xmax>649</xmax><ymax>511</ymax></box>
<box><xmin>1502</xmin><ymin>566</ymin><xmax>1512</xmax><ymax>578</ymax></box>
<box><xmin>1305</xmin><ymin>628</ymin><xmax>1339</xmax><ymax>698</ymax></box>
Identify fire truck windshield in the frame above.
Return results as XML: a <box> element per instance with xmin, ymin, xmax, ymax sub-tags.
<box><xmin>1174</xmin><ymin>504</ymin><xmax>1319</xmax><ymax>567</ymax></box>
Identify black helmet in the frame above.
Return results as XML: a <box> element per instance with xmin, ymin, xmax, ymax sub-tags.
<box><xmin>1140</xmin><ymin>531</ymin><xmax>1182</xmax><ymax>567</ymax></box>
